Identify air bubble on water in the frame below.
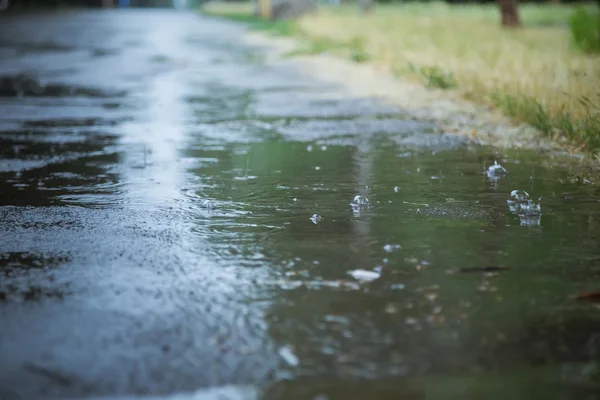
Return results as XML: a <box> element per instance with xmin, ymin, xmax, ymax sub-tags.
<box><xmin>293</xmin><ymin>198</ymin><xmax>298</xmax><ymax>202</ymax></box>
<box><xmin>321</xmin><ymin>145</ymin><xmax>327</xmax><ymax>151</ymax></box>
<box><xmin>310</xmin><ymin>214</ymin><xmax>323</xmax><ymax>224</ymax></box>
<box><xmin>508</xmin><ymin>189</ymin><xmax>530</xmax><ymax>204</ymax></box>
<box><xmin>373</xmin><ymin>265</ymin><xmax>383</xmax><ymax>273</ymax></box>
<box><xmin>352</xmin><ymin>195</ymin><xmax>369</xmax><ymax>205</ymax></box>
<box><xmin>486</xmin><ymin>161</ymin><xmax>507</xmax><ymax>180</ymax></box>
<box><xmin>394</xmin><ymin>186</ymin><xmax>400</xmax><ymax>193</ymax></box>
<box><xmin>306</xmin><ymin>145</ymin><xmax>313</xmax><ymax>152</ymax></box>
<box><xmin>315</xmin><ymin>166</ymin><xmax>321</xmax><ymax>171</ymax></box>
<box><xmin>507</xmin><ymin>189</ymin><xmax>531</xmax><ymax>212</ymax></box>
<box><xmin>390</xmin><ymin>283</ymin><xmax>406</xmax><ymax>290</ymax></box>
<box><xmin>383</xmin><ymin>244</ymin><xmax>402</xmax><ymax>253</ymax></box>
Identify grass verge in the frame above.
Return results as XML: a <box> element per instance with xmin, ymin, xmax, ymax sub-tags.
<box><xmin>203</xmin><ymin>2</ymin><xmax>600</xmax><ymax>153</ymax></box>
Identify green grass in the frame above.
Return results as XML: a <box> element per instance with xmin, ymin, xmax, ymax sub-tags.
<box><xmin>203</xmin><ymin>2</ymin><xmax>600</xmax><ymax>153</ymax></box>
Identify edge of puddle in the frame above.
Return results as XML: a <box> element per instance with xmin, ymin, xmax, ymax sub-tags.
<box><xmin>239</xmin><ymin>29</ymin><xmax>599</xmax><ymax>169</ymax></box>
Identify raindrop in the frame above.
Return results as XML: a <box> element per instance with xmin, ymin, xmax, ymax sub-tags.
<box><xmin>508</xmin><ymin>189</ymin><xmax>530</xmax><ymax>204</ymax></box>
<box><xmin>519</xmin><ymin>198</ymin><xmax>541</xmax><ymax>216</ymax></box>
<box><xmin>310</xmin><ymin>214</ymin><xmax>323</xmax><ymax>224</ymax></box>
<box><xmin>383</xmin><ymin>244</ymin><xmax>402</xmax><ymax>253</ymax></box>
<box><xmin>507</xmin><ymin>189</ymin><xmax>531</xmax><ymax>212</ymax></box>
<box><xmin>486</xmin><ymin>161</ymin><xmax>507</xmax><ymax>180</ymax></box>
<box><xmin>348</xmin><ymin>269</ymin><xmax>380</xmax><ymax>282</ymax></box>
<box><xmin>394</xmin><ymin>186</ymin><xmax>400</xmax><ymax>193</ymax></box>
<box><xmin>352</xmin><ymin>195</ymin><xmax>369</xmax><ymax>205</ymax></box>
<box><xmin>279</xmin><ymin>346</ymin><xmax>299</xmax><ymax>367</ymax></box>
<box><xmin>306</xmin><ymin>145</ymin><xmax>313</xmax><ymax>152</ymax></box>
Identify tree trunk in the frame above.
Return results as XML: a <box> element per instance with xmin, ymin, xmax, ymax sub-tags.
<box><xmin>358</xmin><ymin>0</ymin><xmax>373</xmax><ymax>14</ymax></box>
<box><xmin>498</xmin><ymin>0</ymin><xmax>521</xmax><ymax>28</ymax></box>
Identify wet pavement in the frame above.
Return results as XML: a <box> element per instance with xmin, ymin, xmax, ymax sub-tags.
<box><xmin>1</xmin><ymin>8</ymin><xmax>600</xmax><ymax>400</ymax></box>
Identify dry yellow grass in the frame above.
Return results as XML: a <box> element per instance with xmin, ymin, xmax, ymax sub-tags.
<box><xmin>204</xmin><ymin>2</ymin><xmax>600</xmax><ymax>150</ymax></box>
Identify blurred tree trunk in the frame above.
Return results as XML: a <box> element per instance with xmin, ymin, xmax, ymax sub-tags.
<box><xmin>358</xmin><ymin>0</ymin><xmax>372</xmax><ymax>14</ymax></box>
<box><xmin>498</xmin><ymin>0</ymin><xmax>521</xmax><ymax>27</ymax></box>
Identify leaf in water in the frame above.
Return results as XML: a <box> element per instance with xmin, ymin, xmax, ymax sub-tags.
<box><xmin>573</xmin><ymin>291</ymin><xmax>600</xmax><ymax>302</ymax></box>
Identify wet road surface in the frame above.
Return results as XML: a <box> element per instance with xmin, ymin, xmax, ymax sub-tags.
<box><xmin>1</xmin><ymin>9</ymin><xmax>600</xmax><ymax>400</ymax></box>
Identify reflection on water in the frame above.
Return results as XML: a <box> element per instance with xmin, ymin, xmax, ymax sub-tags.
<box><xmin>1</xmin><ymin>9</ymin><xmax>600</xmax><ymax>400</ymax></box>
<box><xmin>182</xmin><ymin>111</ymin><xmax>600</xmax><ymax>397</ymax></box>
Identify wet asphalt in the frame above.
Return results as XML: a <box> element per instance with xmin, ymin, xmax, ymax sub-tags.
<box><xmin>0</xmin><ymin>9</ymin><xmax>440</xmax><ymax>399</ymax></box>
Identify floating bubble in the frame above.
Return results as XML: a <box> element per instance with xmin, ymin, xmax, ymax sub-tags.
<box><xmin>306</xmin><ymin>145</ymin><xmax>313</xmax><ymax>152</ymax></box>
<box><xmin>507</xmin><ymin>189</ymin><xmax>531</xmax><ymax>212</ymax></box>
<box><xmin>310</xmin><ymin>214</ymin><xmax>323</xmax><ymax>224</ymax></box>
<box><xmin>315</xmin><ymin>166</ymin><xmax>321</xmax><ymax>171</ymax></box>
<box><xmin>508</xmin><ymin>189</ymin><xmax>530</xmax><ymax>204</ymax></box>
<box><xmin>321</xmin><ymin>145</ymin><xmax>327</xmax><ymax>151</ymax></box>
<box><xmin>486</xmin><ymin>161</ymin><xmax>507</xmax><ymax>180</ymax></box>
<box><xmin>352</xmin><ymin>195</ymin><xmax>369</xmax><ymax>205</ymax></box>
<box><xmin>394</xmin><ymin>186</ymin><xmax>400</xmax><ymax>193</ymax></box>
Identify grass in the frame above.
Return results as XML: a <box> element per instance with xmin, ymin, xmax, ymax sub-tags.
<box><xmin>203</xmin><ymin>2</ymin><xmax>600</xmax><ymax>153</ymax></box>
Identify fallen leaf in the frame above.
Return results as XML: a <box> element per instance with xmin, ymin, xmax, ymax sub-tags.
<box><xmin>573</xmin><ymin>291</ymin><xmax>600</xmax><ymax>302</ymax></box>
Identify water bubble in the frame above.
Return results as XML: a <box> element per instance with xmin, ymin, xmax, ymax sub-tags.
<box><xmin>306</xmin><ymin>145</ymin><xmax>313</xmax><ymax>152</ymax></box>
<box><xmin>293</xmin><ymin>198</ymin><xmax>298</xmax><ymax>202</ymax></box>
<box><xmin>508</xmin><ymin>189</ymin><xmax>530</xmax><ymax>203</ymax></box>
<box><xmin>310</xmin><ymin>214</ymin><xmax>323</xmax><ymax>224</ymax></box>
<box><xmin>507</xmin><ymin>189</ymin><xmax>531</xmax><ymax>212</ymax></box>
<box><xmin>486</xmin><ymin>161</ymin><xmax>507</xmax><ymax>180</ymax></box>
<box><xmin>394</xmin><ymin>186</ymin><xmax>400</xmax><ymax>193</ymax></box>
<box><xmin>352</xmin><ymin>195</ymin><xmax>369</xmax><ymax>205</ymax></box>
<box><xmin>321</xmin><ymin>145</ymin><xmax>327</xmax><ymax>151</ymax></box>
<box><xmin>383</xmin><ymin>244</ymin><xmax>402</xmax><ymax>253</ymax></box>
<box><xmin>315</xmin><ymin>166</ymin><xmax>321</xmax><ymax>171</ymax></box>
